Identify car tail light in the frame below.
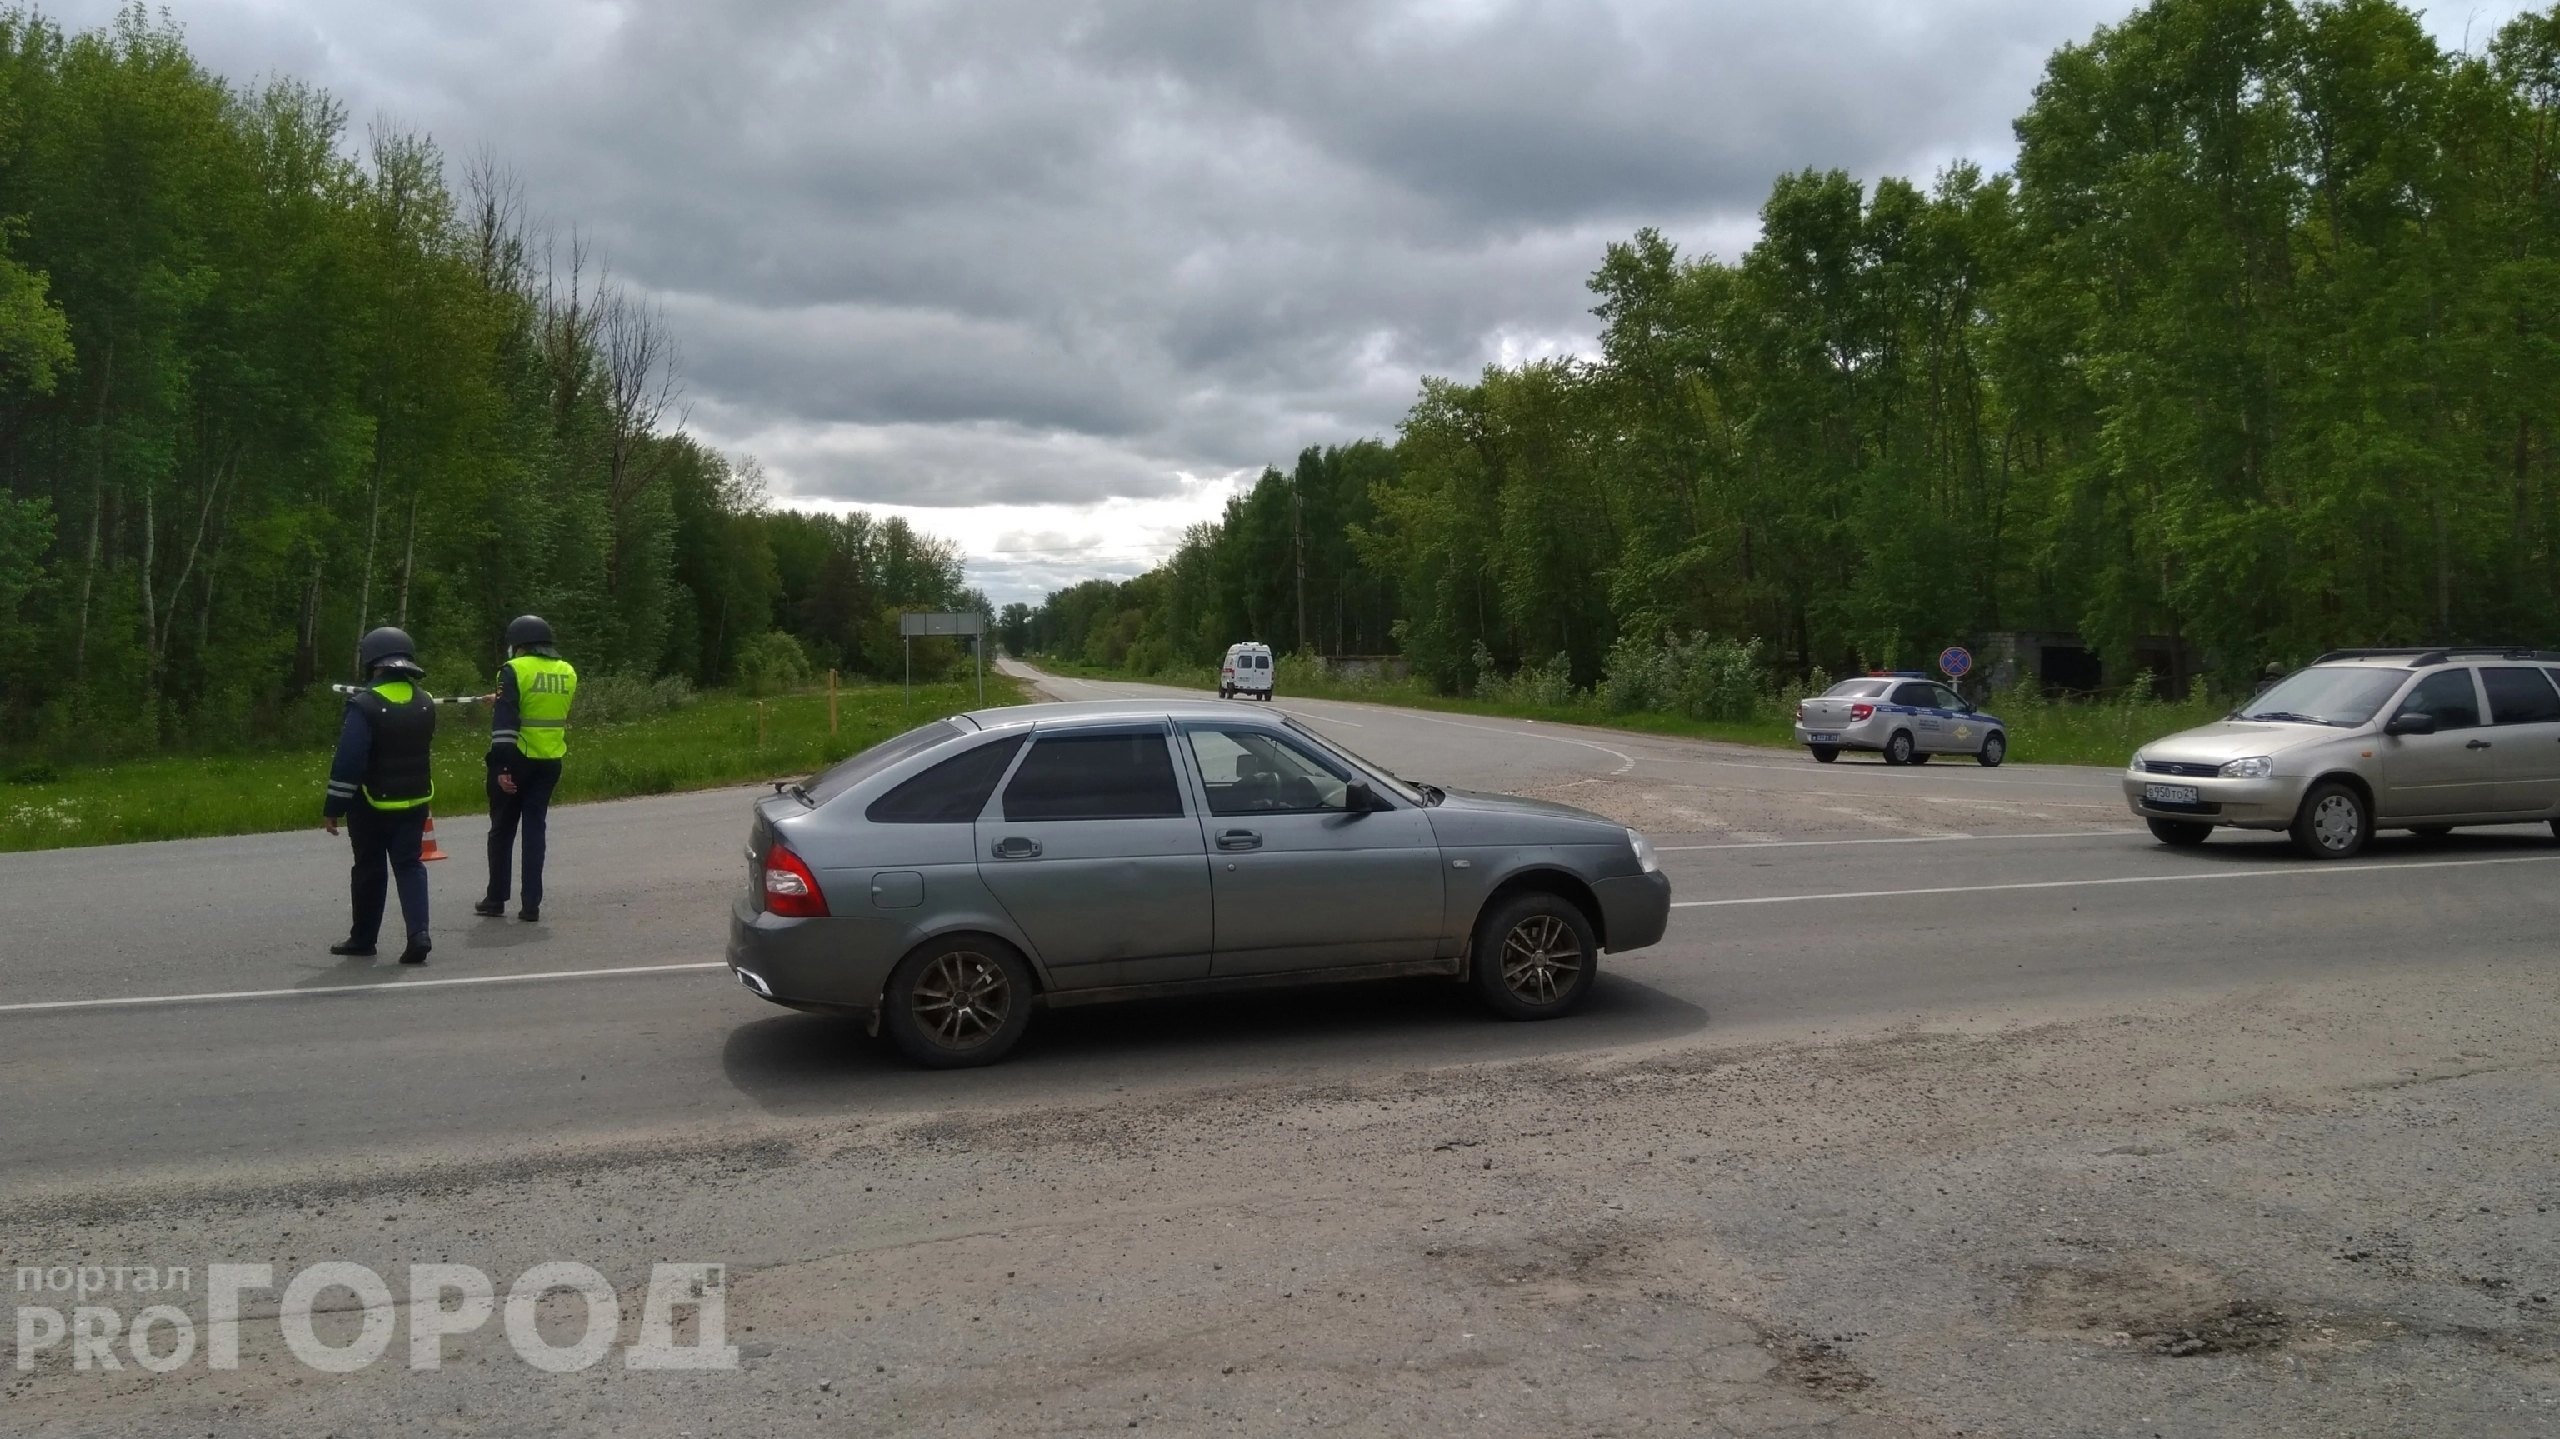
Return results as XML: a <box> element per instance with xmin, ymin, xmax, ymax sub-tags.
<box><xmin>1850</xmin><ymin>703</ymin><xmax>1874</xmax><ymax>721</ymax></box>
<box><xmin>763</xmin><ymin>842</ymin><xmax>829</xmax><ymax>918</ymax></box>
<box><xmin>1793</xmin><ymin>703</ymin><xmax>1804</xmax><ymax>722</ymax></box>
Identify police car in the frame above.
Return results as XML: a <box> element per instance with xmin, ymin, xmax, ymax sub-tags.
<box><xmin>1793</xmin><ymin>673</ymin><xmax>2008</xmax><ymax>766</ymax></box>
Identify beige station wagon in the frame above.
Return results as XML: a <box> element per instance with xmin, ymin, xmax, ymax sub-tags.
<box><xmin>2124</xmin><ymin>648</ymin><xmax>2560</xmax><ymax>859</ymax></box>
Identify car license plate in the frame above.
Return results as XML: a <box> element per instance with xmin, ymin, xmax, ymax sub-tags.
<box><xmin>1807</xmin><ymin>733</ymin><xmax>1839</xmax><ymax>745</ymax></box>
<box><xmin>2143</xmin><ymin>783</ymin><xmax>2201</xmax><ymax>806</ymax></box>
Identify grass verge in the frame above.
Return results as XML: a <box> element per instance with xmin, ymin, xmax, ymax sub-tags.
<box><xmin>1028</xmin><ymin>657</ymin><xmax>2229</xmax><ymax>768</ymax></box>
<box><xmin>0</xmin><ymin>676</ymin><xmax>1022</xmax><ymax>852</ymax></box>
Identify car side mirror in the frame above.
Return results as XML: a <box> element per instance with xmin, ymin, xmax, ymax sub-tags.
<box><xmin>1343</xmin><ymin>781</ymin><xmax>1381</xmax><ymax>814</ymax></box>
<box><xmin>2386</xmin><ymin>710</ymin><xmax>2436</xmax><ymax>737</ymax></box>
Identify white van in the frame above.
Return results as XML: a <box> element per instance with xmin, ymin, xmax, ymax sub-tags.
<box><xmin>1220</xmin><ymin>642</ymin><xmax>1274</xmax><ymax>700</ymax></box>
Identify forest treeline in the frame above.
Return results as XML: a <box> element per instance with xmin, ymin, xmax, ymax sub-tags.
<box><xmin>0</xmin><ymin>7</ymin><xmax>979</xmax><ymax>756</ymax></box>
<box><xmin>1022</xmin><ymin>0</ymin><xmax>2560</xmax><ymax>698</ymax></box>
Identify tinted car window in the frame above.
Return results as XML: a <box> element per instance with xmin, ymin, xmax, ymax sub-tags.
<box><xmin>865</xmin><ymin>734</ymin><xmax>1025</xmax><ymax>823</ymax></box>
<box><xmin>1187</xmin><ymin>727</ymin><xmax>1351</xmax><ymax>815</ymax></box>
<box><xmin>1932</xmin><ymin>685</ymin><xmax>1969</xmax><ymax>711</ymax></box>
<box><xmin>1001</xmin><ymin>731</ymin><xmax>1185</xmax><ymax>821</ymax></box>
<box><xmin>2397</xmin><ymin>669</ymin><xmax>2482</xmax><ymax>730</ymax></box>
<box><xmin>804</xmin><ymin>720</ymin><xmax>964</xmax><ymax>806</ymax></box>
<box><xmin>2482</xmin><ymin>666</ymin><xmax>2560</xmax><ymax>725</ymax></box>
<box><xmin>1822</xmin><ymin>679</ymin><xmax>1887</xmax><ymax>699</ymax></box>
<box><xmin>1890</xmin><ymin>683</ymin><xmax>1937</xmax><ymax>707</ymax></box>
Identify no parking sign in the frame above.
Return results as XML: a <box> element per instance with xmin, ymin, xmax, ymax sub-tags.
<box><xmin>1939</xmin><ymin>645</ymin><xmax>1973</xmax><ymax>682</ymax></box>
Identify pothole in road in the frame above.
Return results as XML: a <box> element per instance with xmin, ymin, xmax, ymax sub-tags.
<box><xmin>1766</xmin><ymin>1330</ymin><xmax>1877</xmax><ymax>1393</ymax></box>
<box><xmin>2017</xmin><ymin>1259</ymin><xmax>2295</xmax><ymax>1357</ymax></box>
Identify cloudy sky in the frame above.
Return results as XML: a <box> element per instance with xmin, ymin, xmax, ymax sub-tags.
<box><xmin>56</xmin><ymin>0</ymin><xmax>2536</xmax><ymax>603</ymax></box>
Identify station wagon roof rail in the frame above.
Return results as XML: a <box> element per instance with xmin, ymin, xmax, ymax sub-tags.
<box><xmin>2308</xmin><ymin>646</ymin><xmax>2560</xmax><ymax>666</ymax></box>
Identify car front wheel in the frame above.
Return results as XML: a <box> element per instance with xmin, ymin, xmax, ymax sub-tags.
<box><xmin>881</xmin><ymin>937</ymin><xmax>1035</xmax><ymax>1068</ymax></box>
<box><xmin>2146</xmin><ymin>817</ymin><xmax>2212</xmax><ymax>847</ymax></box>
<box><xmin>2290</xmin><ymin>781</ymin><xmax>2372</xmax><ymax>861</ymax></box>
<box><xmin>1978</xmin><ymin>732</ymin><xmax>2007</xmax><ymax>767</ymax></box>
<box><xmin>1470</xmin><ymin>892</ymin><xmax>1599</xmax><ymax>1021</ymax></box>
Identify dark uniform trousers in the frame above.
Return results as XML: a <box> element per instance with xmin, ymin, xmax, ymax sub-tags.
<box><xmin>485</xmin><ymin>757</ymin><xmax>563</xmax><ymax>910</ymax></box>
<box><xmin>348</xmin><ymin>804</ymin><xmax>430</xmax><ymax>947</ymax></box>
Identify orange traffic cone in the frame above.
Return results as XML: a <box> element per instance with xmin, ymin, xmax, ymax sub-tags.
<box><xmin>419</xmin><ymin>813</ymin><xmax>448</xmax><ymax>862</ymax></box>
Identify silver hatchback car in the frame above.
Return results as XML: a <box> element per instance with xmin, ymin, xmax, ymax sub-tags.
<box><xmin>2125</xmin><ymin>648</ymin><xmax>2560</xmax><ymax>859</ymax></box>
<box><xmin>728</xmin><ymin>700</ymin><xmax>1673</xmax><ymax>1067</ymax></box>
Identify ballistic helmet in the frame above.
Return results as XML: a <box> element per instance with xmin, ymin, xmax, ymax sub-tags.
<box><xmin>357</xmin><ymin>626</ymin><xmax>423</xmax><ymax>676</ymax></box>
<box><xmin>505</xmin><ymin>614</ymin><xmax>556</xmax><ymax>652</ymax></box>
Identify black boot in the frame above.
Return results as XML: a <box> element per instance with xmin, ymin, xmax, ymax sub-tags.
<box><xmin>397</xmin><ymin>934</ymin><xmax>432</xmax><ymax>965</ymax></box>
<box><xmin>329</xmin><ymin>940</ymin><xmax>377</xmax><ymax>958</ymax></box>
<box><xmin>472</xmin><ymin>899</ymin><xmax>505</xmax><ymax>918</ymax></box>
<box><xmin>518</xmin><ymin>906</ymin><xmax>540</xmax><ymax>923</ymax></box>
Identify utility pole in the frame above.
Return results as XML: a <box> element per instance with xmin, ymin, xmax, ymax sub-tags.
<box><xmin>1293</xmin><ymin>471</ymin><xmax>1308</xmax><ymax>655</ymax></box>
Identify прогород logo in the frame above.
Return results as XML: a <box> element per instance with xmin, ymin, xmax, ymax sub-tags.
<box><xmin>13</xmin><ymin>1260</ymin><xmax>738</xmax><ymax>1374</ymax></box>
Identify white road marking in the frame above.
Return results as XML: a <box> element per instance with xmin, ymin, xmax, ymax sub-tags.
<box><xmin>1819</xmin><ymin>805</ymin><xmax>1965</xmax><ymax>839</ymax></box>
<box><xmin>1393</xmin><ymin>711</ymin><xmax>1637</xmax><ymax>774</ymax></box>
<box><xmin>1803</xmin><ymin>789</ymin><xmax>2118</xmax><ymax>812</ymax></box>
<box><xmin>1660</xmin><ymin>805</ymin><xmax>1783</xmax><ymax>845</ymax></box>
<box><xmin>0</xmin><ymin>962</ymin><xmax>729</xmax><ymax>1017</ymax></box>
<box><xmin>1666</xmin><ymin>757</ymin><xmax>2122</xmax><ymax>791</ymax></box>
<box><xmin>1669</xmin><ymin>853</ymin><xmax>2560</xmax><ymax>909</ymax></box>
<box><xmin>1917</xmin><ymin>796</ymin><xmax>2056</xmax><ymax>820</ymax></box>
<box><xmin>1660</xmin><ymin>829</ymin><xmax>2142</xmax><ymax>852</ymax></box>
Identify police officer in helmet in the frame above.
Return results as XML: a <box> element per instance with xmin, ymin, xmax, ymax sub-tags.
<box><xmin>324</xmin><ymin>627</ymin><xmax>437</xmax><ymax>964</ymax></box>
<box><xmin>477</xmin><ymin>614</ymin><xmax>577</xmax><ymax>923</ymax></box>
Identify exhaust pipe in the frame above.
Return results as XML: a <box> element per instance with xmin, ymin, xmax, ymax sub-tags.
<box><xmin>734</xmin><ymin>967</ymin><xmax>775</xmax><ymax>999</ymax></box>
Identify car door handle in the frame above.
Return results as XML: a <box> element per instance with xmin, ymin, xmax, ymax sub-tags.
<box><xmin>2466</xmin><ymin>739</ymin><xmax>2494</xmax><ymax>750</ymax></box>
<box><xmin>990</xmin><ymin>836</ymin><xmax>1042</xmax><ymax>859</ymax></box>
<box><xmin>1215</xmin><ymin>829</ymin><xmax>1262</xmax><ymax>851</ymax></box>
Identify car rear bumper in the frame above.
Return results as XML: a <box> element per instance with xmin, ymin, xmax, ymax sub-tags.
<box><xmin>1594</xmin><ymin>871</ymin><xmax>1672</xmax><ymax>952</ymax></box>
<box><xmin>2120</xmin><ymin>772</ymin><xmax>2307</xmax><ymax>829</ymax></box>
<box><xmin>727</xmin><ymin>895</ymin><xmax>903</xmax><ymax>1016</ymax></box>
<box><xmin>1794</xmin><ymin>721</ymin><xmax>1882</xmax><ymax>751</ymax></box>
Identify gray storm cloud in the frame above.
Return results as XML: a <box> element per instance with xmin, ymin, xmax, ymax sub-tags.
<box><xmin>50</xmin><ymin>0</ymin><xmax>2539</xmax><ymax>550</ymax></box>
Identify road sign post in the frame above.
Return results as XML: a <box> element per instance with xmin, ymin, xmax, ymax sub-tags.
<box><xmin>1938</xmin><ymin>645</ymin><xmax>1974</xmax><ymax>693</ymax></box>
<box><xmin>900</xmin><ymin>611</ymin><xmax>986</xmax><ymax>709</ymax></box>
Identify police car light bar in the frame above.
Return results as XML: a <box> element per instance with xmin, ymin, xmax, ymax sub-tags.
<box><xmin>1869</xmin><ymin>670</ymin><xmax>1928</xmax><ymax>678</ymax></box>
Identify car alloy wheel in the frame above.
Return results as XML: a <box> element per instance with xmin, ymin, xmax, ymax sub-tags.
<box><xmin>1500</xmin><ymin>913</ymin><xmax>1583</xmax><ymax>1006</ymax></box>
<box><xmin>1978</xmin><ymin>732</ymin><xmax>2006</xmax><ymax>767</ymax></box>
<box><xmin>1470</xmin><ymin>892</ymin><xmax>1599</xmax><ymax>1020</ymax></box>
<box><xmin>882</xmin><ymin>937</ymin><xmax>1035</xmax><ymax>1068</ymax></box>
<box><xmin>1884</xmin><ymin>731</ymin><xmax>1915</xmax><ymax>766</ymax></box>
<box><xmin>911</xmin><ymin>950</ymin><xmax>1012</xmax><ymax>1050</ymax></box>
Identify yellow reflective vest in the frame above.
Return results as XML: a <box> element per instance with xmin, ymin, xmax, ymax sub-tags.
<box><xmin>499</xmin><ymin>655</ymin><xmax>577</xmax><ymax>760</ymax></box>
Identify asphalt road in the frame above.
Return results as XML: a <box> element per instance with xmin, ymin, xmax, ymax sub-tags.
<box><xmin>7</xmin><ymin>665</ymin><xmax>2558</xmax><ymax>1437</ymax></box>
<box><xmin>5</xmin><ymin>664</ymin><xmax>2553</xmax><ymax>1187</ymax></box>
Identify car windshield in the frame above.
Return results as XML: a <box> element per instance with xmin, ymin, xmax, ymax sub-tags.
<box><xmin>1822</xmin><ymin>679</ymin><xmax>1888</xmax><ymax>698</ymax></box>
<box><xmin>1281</xmin><ymin>717</ymin><xmax>1426</xmax><ymax>804</ymax></box>
<box><xmin>801</xmin><ymin>719</ymin><xmax>966</xmax><ymax>805</ymax></box>
<box><xmin>2232</xmin><ymin>667</ymin><xmax>2408</xmax><ymax>727</ymax></box>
